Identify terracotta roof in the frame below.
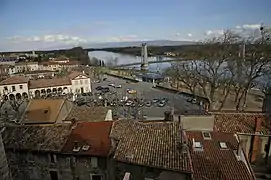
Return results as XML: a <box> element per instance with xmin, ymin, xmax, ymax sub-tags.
<box><xmin>65</xmin><ymin>106</ymin><xmax>108</xmax><ymax>121</ymax></box>
<box><xmin>110</xmin><ymin>120</ymin><xmax>193</xmax><ymax>173</ymax></box>
<box><xmin>29</xmin><ymin>78</ymin><xmax>71</xmax><ymax>89</ymax></box>
<box><xmin>62</xmin><ymin>121</ymin><xmax>113</xmax><ymax>156</ymax></box>
<box><xmin>213</xmin><ymin>112</ymin><xmax>270</xmax><ymax>134</ymax></box>
<box><xmin>22</xmin><ymin>99</ymin><xmax>66</xmax><ymax>124</ymax></box>
<box><xmin>3</xmin><ymin>124</ymin><xmax>71</xmax><ymax>152</ymax></box>
<box><xmin>186</xmin><ymin>131</ymin><xmax>254</xmax><ymax>180</ymax></box>
<box><xmin>15</xmin><ymin>61</ymin><xmax>38</xmax><ymax>65</ymax></box>
<box><xmin>63</xmin><ymin>61</ymin><xmax>80</xmax><ymax>65</ymax></box>
<box><xmin>0</xmin><ymin>75</ymin><xmax>29</xmax><ymax>85</ymax></box>
<box><xmin>68</xmin><ymin>71</ymin><xmax>88</xmax><ymax>80</ymax></box>
<box><xmin>23</xmin><ymin>70</ymin><xmax>56</xmax><ymax>75</ymax></box>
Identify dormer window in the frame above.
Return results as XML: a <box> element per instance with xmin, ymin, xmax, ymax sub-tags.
<box><xmin>192</xmin><ymin>138</ymin><xmax>203</xmax><ymax>151</ymax></box>
<box><xmin>219</xmin><ymin>142</ymin><xmax>227</xmax><ymax>149</ymax></box>
<box><xmin>194</xmin><ymin>142</ymin><xmax>202</xmax><ymax>148</ymax></box>
<box><xmin>202</xmin><ymin>132</ymin><xmax>211</xmax><ymax>140</ymax></box>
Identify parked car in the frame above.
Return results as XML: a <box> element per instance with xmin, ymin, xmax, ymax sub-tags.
<box><xmin>125</xmin><ymin>101</ymin><xmax>133</xmax><ymax>106</ymax></box>
<box><xmin>115</xmin><ymin>85</ymin><xmax>122</xmax><ymax>88</ymax></box>
<box><xmin>108</xmin><ymin>83</ymin><xmax>115</xmax><ymax>87</ymax></box>
<box><xmin>145</xmin><ymin>101</ymin><xmax>152</xmax><ymax>107</ymax></box>
<box><xmin>128</xmin><ymin>89</ymin><xmax>137</xmax><ymax>94</ymax></box>
<box><xmin>191</xmin><ymin>98</ymin><xmax>197</xmax><ymax>104</ymax></box>
<box><xmin>101</xmin><ymin>87</ymin><xmax>110</xmax><ymax>93</ymax></box>
<box><xmin>161</xmin><ymin>97</ymin><xmax>168</xmax><ymax>103</ymax></box>
<box><xmin>96</xmin><ymin>86</ymin><xmax>103</xmax><ymax>91</ymax></box>
<box><xmin>152</xmin><ymin>98</ymin><xmax>160</xmax><ymax>103</ymax></box>
<box><xmin>158</xmin><ymin>102</ymin><xmax>166</xmax><ymax>107</ymax></box>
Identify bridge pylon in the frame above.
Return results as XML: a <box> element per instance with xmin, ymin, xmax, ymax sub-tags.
<box><xmin>141</xmin><ymin>43</ymin><xmax>148</xmax><ymax>71</ymax></box>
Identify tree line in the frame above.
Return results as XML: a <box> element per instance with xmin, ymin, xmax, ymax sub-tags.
<box><xmin>164</xmin><ymin>27</ymin><xmax>271</xmax><ymax>111</ymax></box>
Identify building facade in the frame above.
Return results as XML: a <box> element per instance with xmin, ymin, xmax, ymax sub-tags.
<box><xmin>0</xmin><ymin>76</ymin><xmax>29</xmax><ymax>100</ymax></box>
<box><xmin>3</xmin><ymin>122</ymin><xmax>113</xmax><ymax>180</ymax></box>
<box><xmin>0</xmin><ymin>72</ymin><xmax>91</xmax><ymax>101</ymax></box>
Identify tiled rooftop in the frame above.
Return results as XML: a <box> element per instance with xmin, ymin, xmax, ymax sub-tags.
<box><xmin>29</xmin><ymin>78</ymin><xmax>71</xmax><ymax>89</ymax></box>
<box><xmin>65</xmin><ymin>106</ymin><xmax>108</xmax><ymax>122</ymax></box>
<box><xmin>186</xmin><ymin>131</ymin><xmax>254</xmax><ymax>180</ymax></box>
<box><xmin>0</xmin><ymin>75</ymin><xmax>29</xmax><ymax>85</ymax></box>
<box><xmin>22</xmin><ymin>99</ymin><xmax>68</xmax><ymax>124</ymax></box>
<box><xmin>110</xmin><ymin>120</ymin><xmax>193</xmax><ymax>173</ymax></box>
<box><xmin>62</xmin><ymin>121</ymin><xmax>113</xmax><ymax>156</ymax></box>
<box><xmin>3</xmin><ymin>125</ymin><xmax>71</xmax><ymax>152</ymax></box>
<box><xmin>68</xmin><ymin>71</ymin><xmax>88</xmax><ymax>80</ymax></box>
<box><xmin>213</xmin><ymin>112</ymin><xmax>270</xmax><ymax>134</ymax></box>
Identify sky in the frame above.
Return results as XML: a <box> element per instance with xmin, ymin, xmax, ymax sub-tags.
<box><xmin>0</xmin><ymin>0</ymin><xmax>271</xmax><ymax>51</ymax></box>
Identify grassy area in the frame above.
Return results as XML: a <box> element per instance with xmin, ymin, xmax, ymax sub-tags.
<box><xmin>171</xmin><ymin>83</ymin><xmax>264</xmax><ymax>111</ymax></box>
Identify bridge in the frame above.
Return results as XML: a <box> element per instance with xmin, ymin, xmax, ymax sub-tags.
<box><xmin>115</xmin><ymin>58</ymin><xmax>183</xmax><ymax>67</ymax></box>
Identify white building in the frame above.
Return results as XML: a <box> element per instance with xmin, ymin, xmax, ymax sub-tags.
<box><xmin>2</xmin><ymin>60</ymin><xmax>80</xmax><ymax>75</ymax></box>
<box><xmin>0</xmin><ymin>76</ymin><xmax>29</xmax><ymax>100</ymax></box>
<box><xmin>14</xmin><ymin>62</ymin><xmax>39</xmax><ymax>73</ymax></box>
<box><xmin>0</xmin><ymin>71</ymin><xmax>91</xmax><ymax>101</ymax></box>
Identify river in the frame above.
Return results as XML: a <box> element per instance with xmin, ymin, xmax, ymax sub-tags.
<box><xmin>88</xmin><ymin>51</ymin><xmax>171</xmax><ymax>72</ymax></box>
<box><xmin>88</xmin><ymin>51</ymin><xmax>270</xmax><ymax>87</ymax></box>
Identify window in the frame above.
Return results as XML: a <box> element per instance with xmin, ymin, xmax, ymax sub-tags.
<box><xmin>202</xmin><ymin>132</ymin><xmax>211</xmax><ymax>140</ymax></box>
<box><xmin>49</xmin><ymin>171</ymin><xmax>58</xmax><ymax>180</ymax></box>
<box><xmin>19</xmin><ymin>85</ymin><xmax>23</xmax><ymax>89</ymax></box>
<box><xmin>75</xmin><ymin>81</ymin><xmax>78</xmax><ymax>85</ymax></box>
<box><xmin>49</xmin><ymin>154</ymin><xmax>57</xmax><ymax>163</ymax></box>
<box><xmin>194</xmin><ymin>142</ymin><xmax>202</xmax><ymax>148</ymax></box>
<box><xmin>4</xmin><ymin>86</ymin><xmax>8</xmax><ymax>91</ymax></box>
<box><xmin>219</xmin><ymin>142</ymin><xmax>227</xmax><ymax>149</ymax></box>
<box><xmin>91</xmin><ymin>157</ymin><xmax>98</xmax><ymax>167</ymax></box>
<box><xmin>91</xmin><ymin>175</ymin><xmax>102</xmax><ymax>180</ymax></box>
<box><xmin>85</xmin><ymin>80</ymin><xmax>88</xmax><ymax>84</ymax></box>
<box><xmin>80</xmin><ymin>80</ymin><xmax>83</xmax><ymax>85</ymax></box>
<box><xmin>12</xmin><ymin>86</ymin><xmax>16</xmax><ymax>91</ymax></box>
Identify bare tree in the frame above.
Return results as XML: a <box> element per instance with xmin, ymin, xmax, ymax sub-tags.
<box><xmin>167</xmin><ymin>30</ymin><xmax>240</xmax><ymax>110</ymax></box>
<box><xmin>234</xmin><ymin>28</ymin><xmax>271</xmax><ymax>110</ymax></box>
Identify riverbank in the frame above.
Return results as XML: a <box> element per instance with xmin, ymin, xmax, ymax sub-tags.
<box><xmin>107</xmin><ymin>69</ymin><xmax>264</xmax><ymax>111</ymax></box>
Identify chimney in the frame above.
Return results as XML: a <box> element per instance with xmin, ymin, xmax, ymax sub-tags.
<box><xmin>164</xmin><ymin>111</ymin><xmax>173</xmax><ymax>121</ymax></box>
<box><xmin>250</xmin><ymin>117</ymin><xmax>262</xmax><ymax>163</ymax></box>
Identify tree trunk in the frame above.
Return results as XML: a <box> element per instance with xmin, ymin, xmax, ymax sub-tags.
<box><xmin>234</xmin><ymin>86</ymin><xmax>242</xmax><ymax>103</ymax></box>
<box><xmin>218</xmin><ymin>85</ymin><xmax>231</xmax><ymax>110</ymax></box>
<box><xmin>241</xmin><ymin>89</ymin><xmax>248</xmax><ymax>111</ymax></box>
<box><xmin>236</xmin><ymin>86</ymin><xmax>249</xmax><ymax>111</ymax></box>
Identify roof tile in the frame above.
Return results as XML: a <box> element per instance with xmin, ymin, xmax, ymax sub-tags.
<box><xmin>29</xmin><ymin>78</ymin><xmax>71</xmax><ymax>89</ymax></box>
<box><xmin>186</xmin><ymin>131</ymin><xmax>254</xmax><ymax>180</ymax></box>
<box><xmin>0</xmin><ymin>76</ymin><xmax>29</xmax><ymax>85</ymax></box>
<box><xmin>213</xmin><ymin>112</ymin><xmax>270</xmax><ymax>134</ymax></box>
<box><xmin>111</xmin><ymin>120</ymin><xmax>193</xmax><ymax>173</ymax></box>
<box><xmin>62</xmin><ymin>121</ymin><xmax>113</xmax><ymax>156</ymax></box>
<box><xmin>3</xmin><ymin>125</ymin><xmax>71</xmax><ymax>152</ymax></box>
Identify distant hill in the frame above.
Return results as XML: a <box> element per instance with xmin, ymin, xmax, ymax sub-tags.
<box><xmin>85</xmin><ymin>40</ymin><xmax>197</xmax><ymax>49</ymax></box>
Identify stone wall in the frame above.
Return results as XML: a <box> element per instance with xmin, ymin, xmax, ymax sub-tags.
<box><xmin>6</xmin><ymin>150</ymin><xmax>107</xmax><ymax>180</ymax></box>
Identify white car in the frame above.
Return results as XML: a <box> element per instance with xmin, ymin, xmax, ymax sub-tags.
<box><xmin>115</xmin><ymin>85</ymin><xmax>122</xmax><ymax>88</ymax></box>
<box><xmin>108</xmin><ymin>83</ymin><xmax>115</xmax><ymax>87</ymax></box>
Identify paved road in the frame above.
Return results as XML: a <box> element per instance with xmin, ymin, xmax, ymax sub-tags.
<box><xmin>92</xmin><ymin>75</ymin><xmax>204</xmax><ymax>118</ymax></box>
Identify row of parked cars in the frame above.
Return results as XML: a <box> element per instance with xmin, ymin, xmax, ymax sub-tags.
<box><xmin>106</xmin><ymin>97</ymin><xmax>168</xmax><ymax>108</ymax></box>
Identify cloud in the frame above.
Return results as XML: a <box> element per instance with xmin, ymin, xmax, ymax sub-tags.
<box><xmin>176</xmin><ymin>32</ymin><xmax>181</xmax><ymax>37</ymax></box>
<box><xmin>108</xmin><ymin>35</ymin><xmax>139</xmax><ymax>42</ymax></box>
<box><xmin>236</xmin><ymin>24</ymin><xmax>261</xmax><ymax>30</ymax></box>
<box><xmin>7</xmin><ymin>34</ymin><xmax>87</xmax><ymax>44</ymax></box>
<box><xmin>206</xmin><ymin>30</ymin><xmax>213</xmax><ymax>36</ymax></box>
<box><xmin>205</xmin><ymin>29</ymin><xmax>224</xmax><ymax>36</ymax></box>
<box><xmin>188</xmin><ymin>33</ymin><xmax>192</xmax><ymax>37</ymax></box>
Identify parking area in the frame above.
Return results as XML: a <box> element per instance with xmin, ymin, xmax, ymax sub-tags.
<box><xmin>91</xmin><ymin>75</ymin><xmax>204</xmax><ymax>119</ymax></box>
